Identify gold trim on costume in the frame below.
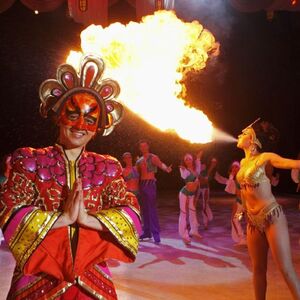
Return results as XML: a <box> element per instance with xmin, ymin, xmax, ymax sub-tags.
<box><xmin>0</xmin><ymin>170</ymin><xmax>36</xmax><ymax>228</ymax></box>
<box><xmin>92</xmin><ymin>208</ymin><xmax>139</xmax><ymax>257</ymax></box>
<box><xmin>77</xmin><ymin>277</ymin><xmax>108</xmax><ymax>300</ymax></box>
<box><xmin>9</xmin><ymin>209</ymin><xmax>61</xmax><ymax>269</ymax></box>
<box><xmin>0</xmin><ymin>202</ymin><xmax>10</xmax><ymax>227</ymax></box>
<box><xmin>48</xmin><ymin>282</ymin><xmax>73</xmax><ymax>300</ymax></box>
<box><xmin>0</xmin><ymin>203</ymin><xmax>26</xmax><ymax>229</ymax></box>
<box><xmin>94</xmin><ymin>264</ymin><xmax>112</xmax><ymax>281</ymax></box>
<box><xmin>12</xmin><ymin>273</ymin><xmax>47</xmax><ymax>297</ymax></box>
<box><xmin>247</xmin><ymin>202</ymin><xmax>282</xmax><ymax>232</ymax></box>
<box><xmin>118</xmin><ymin>208</ymin><xmax>139</xmax><ymax>247</ymax></box>
<box><xmin>127</xmin><ymin>204</ymin><xmax>141</xmax><ymax>220</ymax></box>
<box><xmin>69</xmin><ymin>160</ymin><xmax>76</xmax><ymax>189</ymax></box>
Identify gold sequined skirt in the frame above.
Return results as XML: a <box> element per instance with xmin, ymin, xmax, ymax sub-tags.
<box><xmin>246</xmin><ymin>202</ymin><xmax>283</xmax><ymax>233</ymax></box>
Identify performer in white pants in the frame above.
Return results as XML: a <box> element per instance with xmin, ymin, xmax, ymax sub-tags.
<box><xmin>215</xmin><ymin>161</ymin><xmax>246</xmax><ymax>245</ymax></box>
<box><xmin>197</xmin><ymin>158</ymin><xmax>217</xmax><ymax>229</ymax></box>
<box><xmin>179</xmin><ymin>153</ymin><xmax>201</xmax><ymax>245</ymax></box>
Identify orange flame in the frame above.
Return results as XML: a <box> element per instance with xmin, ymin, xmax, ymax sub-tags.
<box><xmin>67</xmin><ymin>11</ymin><xmax>218</xmax><ymax>143</ymax></box>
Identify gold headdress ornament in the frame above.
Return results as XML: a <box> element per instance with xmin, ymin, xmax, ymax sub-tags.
<box><xmin>244</xmin><ymin>117</ymin><xmax>262</xmax><ymax>149</ymax></box>
<box><xmin>39</xmin><ymin>54</ymin><xmax>123</xmax><ymax>136</ymax></box>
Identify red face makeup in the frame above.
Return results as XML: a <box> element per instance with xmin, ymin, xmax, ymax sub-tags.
<box><xmin>59</xmin><ymin>93</ymin><xmax>100</xmax><ymax>132</ymax></box>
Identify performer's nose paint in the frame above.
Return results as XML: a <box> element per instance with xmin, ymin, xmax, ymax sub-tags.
<box><xmin>59</xmin><ymin>93</ymin><xmax>100</xmax><ymax>132</ymax></box>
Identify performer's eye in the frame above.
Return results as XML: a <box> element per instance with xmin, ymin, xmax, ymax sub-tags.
<box><xmin>85</xmin><ymin>116</ymin><xmax>96</xmax><ymax>125</ymax></box>
<box><xmin>68</xmin><ymin>113</ymin><xmax>80</xmax><ymax>121</ymax></box>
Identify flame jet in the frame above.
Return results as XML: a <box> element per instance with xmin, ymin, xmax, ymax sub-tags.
<box><xmin>67</xmin><ymin>10</ymin><xmax>219</xmax><ymax>143</ymax></box>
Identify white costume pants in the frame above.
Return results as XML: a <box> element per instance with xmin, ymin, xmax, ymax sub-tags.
<box><xmin>179</xmin><ymin>192</ymin><xmax>199</xmax><ymax>239</ymax></box>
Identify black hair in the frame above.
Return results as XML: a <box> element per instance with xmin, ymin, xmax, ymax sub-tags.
<box><xmin>252</xmin><ymin>120</ymin><xmax>280</xmax><ymax>152</ymax></box>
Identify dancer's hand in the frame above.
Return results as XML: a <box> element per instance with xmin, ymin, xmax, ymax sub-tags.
<box><xmin>64</xmin><ymin>178</ymin><xmax>82</xmax><ymax>223</ymax></box>
<box><xmin>52</xmin><ymin>179</ymin><xmax>82</xmax><ymax>228</ymax></box>
<box><xmin>196</xmin><ymin>150</ymin><xmax>203</xmax><ymax>160</ymax></box>
<box><xmin>166</xmin><ymin>164</ymin><xmax>172</xmax><ymax>173</ymax></box>
<box><xmin>77</xmin><ymin>196</ymin><xmax>89</xmax><ymax>225</ymax></box>
<box><xmin>76</xmin><ymin>186</ymin><xmax>105</xmax><ymax>231</ymax></box>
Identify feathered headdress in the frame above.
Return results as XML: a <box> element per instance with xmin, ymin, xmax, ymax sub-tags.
<box><xmin>39</xmin><ymin>54</ymin><xmax>123</xmax><ymax>136</ymax></box>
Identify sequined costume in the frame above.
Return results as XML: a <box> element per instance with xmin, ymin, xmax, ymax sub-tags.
<box><xmin>237</xmin><ymin>159</ymin><xmax>283</xmax><ymax>233</ymax></box>
<box><xmin>0</xmin><ymin>54</ymin><xmax>141</xmax><ymax>300</ymax></box>
<box><xmin>0</xmin><ymin>144</ymin><xmax>140</xmax><ymax>300</ymax></box>
<box><xmin>246</xmin><ymin>202</ymin><xmax>282</xmax><ymax>233</ymax></box>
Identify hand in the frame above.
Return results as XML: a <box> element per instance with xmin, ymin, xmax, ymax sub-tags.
<box><xmin>64</xmin><ymin>178</ymin><xmax>82</xmax><ymax>223</ymax></box>
<box><xmin>77</xmin><ymin>196</ymin><xmax>89</xmax><ymax>225</ymax></box>
<box><xmin>196</xmin><ymin>150</ymin><xmax>203</xmax><ymax>160</ymax></box>
<box><xmin>52</xmin><ymin>179</ymin><xmax>82</xmax><ymax>228</ymax></box>
<box><xmin>76</xmin><ymin>187</ymin><xmax>105</xmax><ymax>231</ymax></box>
<box><xmin>166</xmin><ymin>164</ymin><xmax>172</xmax><ymax>173</ymax></box>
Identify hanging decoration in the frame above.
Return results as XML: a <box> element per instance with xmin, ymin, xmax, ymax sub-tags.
<box><xmin>68</xmin><ymin>0</ymin><xmax>108</xmax><ymax>25</ymax></box>
<box><xmin>21</xmin><ymin>0</ymin><xmax>65</xmax><ymax>12</ymax></box>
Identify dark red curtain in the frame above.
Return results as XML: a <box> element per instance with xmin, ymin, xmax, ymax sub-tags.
<box><xmin>20</xmin><ymin>0</ymin><xmax>65</xmax><ymax>12</ymax></box>
<box><xmin>0</xmin><ymin>0</ymin><xmax>16</xmax><ymax>13</ymax></box>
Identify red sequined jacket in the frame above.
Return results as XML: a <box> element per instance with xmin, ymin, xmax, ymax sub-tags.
<box><xmin>0</xmin><ymin>144</ymin><xmax>141</xmax><ymax>300</ymax></box>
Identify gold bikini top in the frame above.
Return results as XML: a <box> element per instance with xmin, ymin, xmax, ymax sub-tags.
<box><xmin>236</xmin><ymin>157</ymin><xmax>269</xmax><ymax>189</ymax></box>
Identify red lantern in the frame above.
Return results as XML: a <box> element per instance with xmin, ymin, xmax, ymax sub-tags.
<box><xmin>68</xmin><ymin>0</ymin><xmax>108</xmax><ymax>25</ymax></box>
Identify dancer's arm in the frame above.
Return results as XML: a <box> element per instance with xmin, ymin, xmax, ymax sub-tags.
<box><xmin>262</xmin><ymin>153</ymin><xmax>300</xmax><ymax>169</ymax></box>
<box><xmin>152</xmin><ymin>155</ymin><xmax>172</xmax><ymax>173</ymax></box>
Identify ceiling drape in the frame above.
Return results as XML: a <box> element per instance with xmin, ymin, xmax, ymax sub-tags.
<box><xmin>21</xmin><ymin>0</ymin><xmax>65</xmax><ymax>12</ymax></box>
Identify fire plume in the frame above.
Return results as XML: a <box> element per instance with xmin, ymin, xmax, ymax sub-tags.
<box><xmin>67</xmin><ymin>10</ymin><xmax>218</xmax><ymax>143</ymax></box>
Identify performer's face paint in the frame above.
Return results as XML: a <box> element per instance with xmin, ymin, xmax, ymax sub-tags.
<box><xmin>59</xmin><ymin>93</ymin><xmax>100</xmax><ymax>132</ymax></box>
<box><xmin>58</xmin><ymin>93</ymin><xmax>100</xmax><ymax>149</ymax></box>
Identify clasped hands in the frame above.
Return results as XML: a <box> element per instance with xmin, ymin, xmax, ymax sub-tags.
<box><xmin>53</xmin><ymin>178</ymin><xmax>103</xmax><ymax>230</ymax></box>
<box><xmin>63</xmin><ymin>178</ymin><xmax>88</xmax><ymax>226</ymax></box>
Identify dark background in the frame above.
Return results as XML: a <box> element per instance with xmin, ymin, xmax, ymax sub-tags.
<box><xmin>1</xmin><ymin>1</ymin><xmax>300</xmax><ymax>193</ymax></box>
